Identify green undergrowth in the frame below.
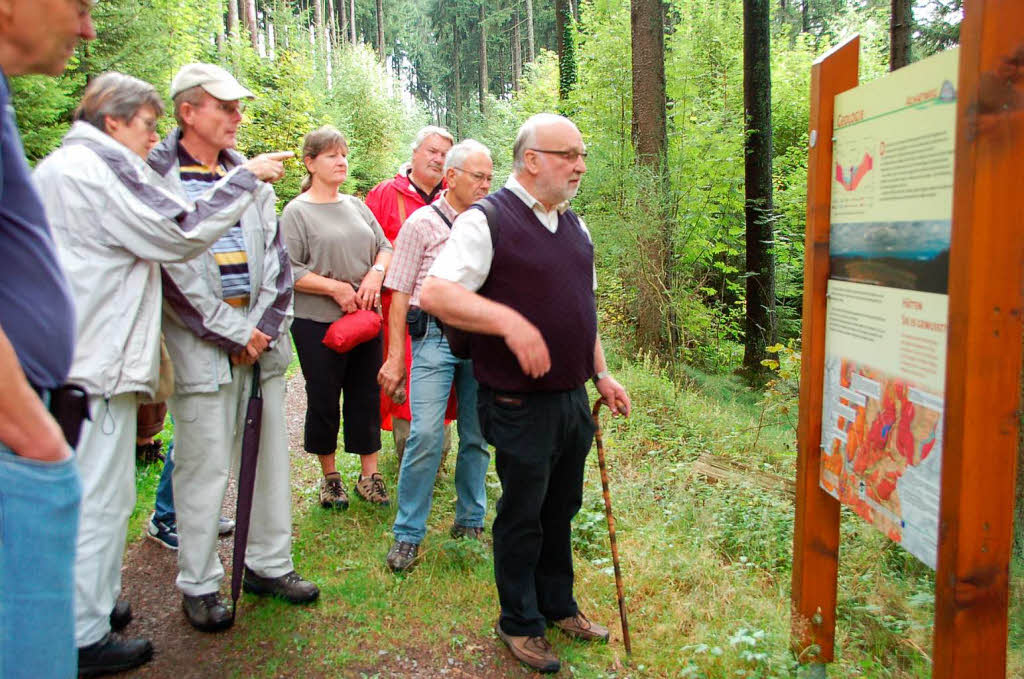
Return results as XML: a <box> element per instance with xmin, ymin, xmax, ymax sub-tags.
<box><xmin>128</xmin><ymin>339</ymin><xmax>1023</xmax><ymax>677</ymax></box>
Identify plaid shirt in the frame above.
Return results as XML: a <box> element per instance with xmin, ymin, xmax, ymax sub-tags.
<box><xmin>383</xmin><ymin>191</ymin><xmax>459</xmax><ymax>307</ymax></box>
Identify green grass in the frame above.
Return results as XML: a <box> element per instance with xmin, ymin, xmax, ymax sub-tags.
<box><xmin>127</xmin><ymin>340</ymin><xmax>1023</xmax><ymax>678</ymax></box>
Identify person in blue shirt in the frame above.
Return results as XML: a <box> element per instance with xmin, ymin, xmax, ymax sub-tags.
<box><xmin>0</xmin><ymin>2</ymin><xmax>95</xmax><ymax>677</ymax></box>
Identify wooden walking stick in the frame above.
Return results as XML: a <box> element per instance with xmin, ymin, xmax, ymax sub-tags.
<box><xmin>592</xmin><ymin>400</ymin><xmax>632</xmax><ymax>655</ymax></box>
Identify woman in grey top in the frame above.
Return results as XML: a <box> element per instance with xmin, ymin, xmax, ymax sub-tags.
<box><xmin>281</xmin><ymin>126</ymin><xmax>393</xmax><ymax>510</ymax></box>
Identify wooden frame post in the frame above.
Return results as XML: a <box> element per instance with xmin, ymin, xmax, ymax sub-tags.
<box><xmin>934</xmin><ymin>1</ymin><xmax>1024</xmax><ymax>676</ymax></box>
<box><xmin>791</xmin><ymin>35</ymin><xmax>859</xmax><ymax>667</ymax></box>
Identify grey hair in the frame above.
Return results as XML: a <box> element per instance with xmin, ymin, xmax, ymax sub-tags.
<box><xmin>443</xmin><ymin>139</ymin><xmax>491</xmax><ymax>174</ymax></box>
<box><xmin>73</xmin><ymin>72</ymin><xmax>165</xmax><ymax>132</ymax></box>
<box><xmin>410</xmin><ymin>125</ymin><xmax>455</xmax><ymax>154</ymax></box>
<box><xmin>171</xmin><ymin>85</ymin><xmax>207</xmax><ymax>127</ymax></box>
<box><xmin>512</xmin><ymin>113</ymin><xmax>574</xmax><ymax>172</ymax></box>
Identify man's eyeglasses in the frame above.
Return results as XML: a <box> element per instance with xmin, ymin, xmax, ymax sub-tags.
<box><xmin>528</xmin><ymin>148</ymin><xmax>588</xmax><ymax>162</ymax></box>
<box><xmin>453</xmin><ymin>167</ymin><xmax>493</xmax><ymax>183</ymax></box>
<box><xmin>209</xmin><ymin>100</ymin><xmax>246</xmax><ymax>116</ymax></box>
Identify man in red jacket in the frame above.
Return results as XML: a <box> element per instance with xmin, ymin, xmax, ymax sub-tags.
<box><xmin>366</xmin><ymin>126</ymin><xmax>456</xmax><ymax>457</ymax></box>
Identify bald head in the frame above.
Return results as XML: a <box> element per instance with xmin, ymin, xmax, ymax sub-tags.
<box><xmin>511</xmin><ymin>113</ymin><xmax>587</xmax><ymax>210</ymax></box>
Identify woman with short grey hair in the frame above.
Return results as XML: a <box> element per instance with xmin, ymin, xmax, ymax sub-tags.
<box><xmin>32</xmin><ymin>71</ymin><xmax>289</xmax><ymax>675</ymax></box>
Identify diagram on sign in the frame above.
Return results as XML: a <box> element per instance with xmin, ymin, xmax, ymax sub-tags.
<box><xmin>835</xmin><ymin>152</ymin><xmax>874</xmax><ymax>191</ymax></box>
<box><xmin>820</xmin><ymin>357</ymin><xmax>943</xmax><ymax>566</ymax></box>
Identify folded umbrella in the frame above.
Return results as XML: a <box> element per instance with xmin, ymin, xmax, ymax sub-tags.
<box><xmin>231</xmin><ymin>362</ymin><xmax>263</xmax><ymax>615</ymax></box>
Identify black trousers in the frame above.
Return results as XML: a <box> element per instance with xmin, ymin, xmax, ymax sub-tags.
<box><xmin>477</xmin><ymin>385</ymin><xmax>596</xmax><ymax>637</ymax></box>
<box><xmin>291</xmin><ymin>316</ymin><xmax>382</xmax><ymax>456</ymax></box>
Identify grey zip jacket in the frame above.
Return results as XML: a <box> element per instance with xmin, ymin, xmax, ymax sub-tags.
<box><xmin>148</xmin><ymin>128</ymin><xmax>293</xmax><ymax>394</ymax></box>
<box><xmin>33</xmin><ymin>121</ymin><xmax>263</xmax><ymax>400</ymax></box>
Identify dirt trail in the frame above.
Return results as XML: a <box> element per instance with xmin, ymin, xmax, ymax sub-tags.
<box><xmin>117</xmin><ymin>372</ymin><xmax>538</xmax><ymax>678</ymax></box>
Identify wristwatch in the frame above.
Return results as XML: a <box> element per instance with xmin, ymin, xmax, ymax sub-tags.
<box><xmin>371</xmin><ymin>264</ymin><xmax>385</xmax><ymax>274</ymax></box>
<box><xmin>592</xmin><ymin>370</ymin><xmax>610</xmax><ymax>384</ymax></box>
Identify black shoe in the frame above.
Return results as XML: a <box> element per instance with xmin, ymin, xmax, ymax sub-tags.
<box><xmin>182</xmin><ymin>592</ymin><xmax>234</xmax><ymax>632</ymax></box>
<box><xmin>77</xmin><ymin>633</ymin><xmax>153</xmax><ymax>678</ymax></box>
<box><xmin>109</xmin><ymin>599</ymin><xmax>131</xmax><ymax>632</ymax></box>
<box><xmin>242</xmin><ymin>567</ymin><xmax>320</xmax><ymax>604</ymax></box>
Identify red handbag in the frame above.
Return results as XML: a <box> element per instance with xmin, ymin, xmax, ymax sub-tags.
<box><xmin>322</xmin><ymin>310</ymin><xmax>382</xmax><ymax>353</ymax></box>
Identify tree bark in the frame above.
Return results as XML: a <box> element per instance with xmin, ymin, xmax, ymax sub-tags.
<box><xmin>327</xmin><ymin>0</ymin><xmax>337</xmax><ymax>48</ymax></box>
<box><xmin>889</xmin><ymin>0</ymin><xmax>912</xmax><ymax>70</ymax></box>
<box><xmin>244</xmin><ymin>0</ymin><xmax>259</xmax><ymax>51</ymax></box>
<box><xmin>478</xmin><ymin>2</ymin><xmax>488</xmax><ymax>114</ymax></box>
<box><xmin>525</xmin><ymin>0</ymin><xmax>535</xmax><ymax>61</ymax></box>
<box><xmin>376</xmin><ymin>0</ymin><xmax>385</xmax><ymax>60</ymax></box>
<box><xmin>742</xmin><ymin>0</ymin><xmax>777</xmax><ymax>375</ymax></box>
<box><xmin>512</xmin><ymin>5</ymin><xmax>522</xmax><ymax>91</ymax></box>
<box><xmin>801</xmin><ymin>0</ymin><xmax>808</xmax><ymax>33</ymax></box>
<box><xmin>338</xmin><ymin>0</ymin><xmax>347</xmax><ymax>48</ymax></box>
<box><xmin>556</xmin><ymin>0</ymin><xmax>575</xmax><ymax>99</ymax></box>
<box><xmin>350</xmin><ymin>0</ymin><xmax>357</xmax><ymax>44</ymax></box>
<box><xmin>314</xmin><ymin>0</ymin><xmax>325</xmax><ymax>57</ymax></box>
<box><xmin>630</xmin><ymin>0</ymin><xmax>673</xmax><ymax>354</ymax></box>
<box><xmin>453</xmin><ymin>14</ymin><xmax>462</xmax><ymax>136</ymax></box>
<box><xmin>226</xmin><ymin>0</ymin><xmax>239</xmax><ymax>37</ymax></box>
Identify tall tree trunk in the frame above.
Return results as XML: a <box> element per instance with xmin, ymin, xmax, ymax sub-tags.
<box><xmin>512</xmin><ymin>5</ymin><xmax>522</xmax><ymax>91</ymax></box>
<box><xmin>801</xmin><ymin>0</ymin><xmax>808</xmax><ymax>32</ymax></box>
<box><xmin>350</xmin><ymin>0</ymin><xmax>357</xmax><ymax>44</ymax></box>
<box><xmin>555</xmin><ymin>0</ymin><xmax>575</xmax><ymax>99</ymax></box>
<box><xmin>453</xmin><ymin>14</ymin><xmax>462</xmax><ymax>136</ymax></box>
<box><xmin>742</xmin><ymin>0</ymin><xmax>777</xmax><ymax>375</ymax></box>
<box><xmin>226</xmin><ymin>0</ymin><xmax>239</xmax><ymax>37</ymax></box>
<box><xmin>376</xmin><ymin>0</ymin><xmax>385</xmax><ymax>60</ymax></box>
<box><xmin>338</xmin><ymin>0</ymin><xmax>347</xmax><ymax>48</ymax></box>
<box><xmin>889</xmin><ymin>0</ymin><xmax>912</xmax><ymax>70</ymax></box>
<box><xmin>525</xmin><ymin>0</ymin><xmax>535</xmax><ymax>61</ymax></box>
<box><xmin>314</xmin><ymin>0</ymin><xmax>325</xmax><ymax>58</ymax></box>
<box><xmin>630</xmin><ymin>0</ymin><xmax>673</xmax><ymax>354</ymax></box>
<box><xmin>244</xmin><ymin>0</ymin><xmax>259</xmax><ymax>51</ymax></box>
<box><xmin>478</xmin><ymin>2</ymin><xmax>487</xmax><ymax>114</ymax></box>
<box><xmin>327</xmin><ymin>0</ymin><xmax>337</xmax><ymax>47</ymax></box>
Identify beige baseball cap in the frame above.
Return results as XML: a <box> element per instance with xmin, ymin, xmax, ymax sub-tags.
<box><xmin>170</xmin><ymin>63</ymin><xmax>255</xmax><ymax>101</ymax></box>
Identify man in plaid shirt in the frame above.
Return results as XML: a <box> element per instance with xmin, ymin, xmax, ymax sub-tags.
<box><xmin>378</xmin><ymin>139</ymin><xmax>494</xmax><ymax>572</ymax></box>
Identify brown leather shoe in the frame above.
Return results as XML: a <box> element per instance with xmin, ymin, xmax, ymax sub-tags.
<box><xmin>182</xmin><ymin>592</ymin><xmax>233</xmax><ymax>632</ymax></box>
<box><xmin>495</xmin><ymin>621</ymin><xmax>560</xmax><ymax>673</ymax></box>
<box><xmin>551</xmin><ymin>611</ymin><xmax>610</xmax><ymax>642</ymax></box>
<box><xmin>242</xmin><ymin>567</ymin><xmax>320</xmax><ymax>604</ymax></box>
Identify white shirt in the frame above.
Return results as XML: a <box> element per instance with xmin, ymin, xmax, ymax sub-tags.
<box><xmin>428</xmin><ymin>175</ymin><xmax>594</xmax><ymax>292</ymax></box>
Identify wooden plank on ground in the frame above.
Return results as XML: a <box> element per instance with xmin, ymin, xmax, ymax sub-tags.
<box><xmin>690</xmin><ymin>452</ymin><xmax>795</xmax><ymax>498</ymax></box>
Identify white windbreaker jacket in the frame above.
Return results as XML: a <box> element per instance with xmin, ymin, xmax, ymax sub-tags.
<box><xmin>33</xmin><ymin>121</ymin><xmax>262</xmax><ymax>400</ymax></box>
<box><xmin>147</xmin><ymin>128</ymin><xmax>293</xmax><ymax>394</ymax></box>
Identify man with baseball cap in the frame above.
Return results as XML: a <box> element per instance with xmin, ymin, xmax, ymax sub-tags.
<box><xmin>148</xmin><ymin>63</ymin><xmax>318</xmax><ymax>633</ymax></box>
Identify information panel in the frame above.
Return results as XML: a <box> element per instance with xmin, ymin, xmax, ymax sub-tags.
<box><xmin>819</xmin><ymin>48</ymin><xmax>959</xmax><ymax>569</ymax></box>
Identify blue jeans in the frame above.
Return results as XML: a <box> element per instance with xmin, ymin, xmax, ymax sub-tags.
<box><xmin>392</xmin><ymin>322</ymin><xmax>489</xmax><ymax>545</ymax></box>
<box><xmin>153</xmin><ymin>437</ymin><xmax>174</xmax><ymax>524</ymax></box>
<box><xmin>0</xmin><ymin>439</ymin><xmax>81</xmax><ymax>678</ymax></box>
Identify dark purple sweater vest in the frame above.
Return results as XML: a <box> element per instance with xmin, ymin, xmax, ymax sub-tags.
<box><xmin>470</xmin><ymin>188</ymin><xmax>597</xmax><ymax>392</ymax></box>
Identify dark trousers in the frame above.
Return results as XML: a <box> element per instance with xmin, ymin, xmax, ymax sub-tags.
<box><xmin>477</xmin><ymin>385</ymin><xmax>596</xmax><ymax>637</ymax></box>
<box><xmin>291</xmin><ymin>316</ymin><xmax>382</xmax><ymax>456</ymax></box>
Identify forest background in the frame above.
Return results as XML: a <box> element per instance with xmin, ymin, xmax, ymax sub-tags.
<box><xmin>12</xmin><ymin>0</ymin><xmax>1023</xmax><ymax>677</ymax></box>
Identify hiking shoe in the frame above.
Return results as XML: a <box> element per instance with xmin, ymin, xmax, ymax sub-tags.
<box><xmin>354</xmin><ymin>472</ymin><xmax>389</xmax><ymax>505</ymax></box>
<box><xmin>495</xmin><ymin>621</ymin><xmax>560</xmax><ymax>673</ymax></box>
<box><xmin>385</xmin><ymin>540</ymin><xmax>419</xmax><ymax>572</ymax></box>
<box><xmin>147</xmin><ymin>515</ymin><xmax>178</xmax><ymax>550</ymax></box>
<box><xmin>218</xmin><ymin>516</ymin><xmax>235</xmax><ymax>535</ymax></box>
<box><xmin>242</xmin><ymin>567</ymin><xmax>320</xmax><ymax>604</ymax></box>
<box><xmin>551</xmin><ymin>611</ymin><xmax>610</xmax><ymax>642</ymax></box>
<box><xmin>77</xmin><ymin>633</ymin><xmax>153</xmax><ymax>677</ymax></box>
<box><xmin>319</xmin><ymin>472</ymin><xmax>349</xmax><ymax>509</ymax></box>
<box><xmin>450</xmin><ymin>524</ymin><xmax>484</xmax><ymax>540</ymax></box>
<box><xmin>182</xmin><ymin>592</ymin><xmax>233</xmax><ymax>633</ymax></box>
<box><xmin>109</xmin><ymin>599</ymin><xmax>132</xmax><ymax>632</ymax></box>
<box><xmin>135</xmin><ymin>439</ymin><xmax>163</xmax><ymax>465</ymax></box>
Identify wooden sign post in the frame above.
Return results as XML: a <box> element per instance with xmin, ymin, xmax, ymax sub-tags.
<box><xmin>792</xmin><ymin>1</ymin><xmax>1023</xmax><ymax>675</ymax></box>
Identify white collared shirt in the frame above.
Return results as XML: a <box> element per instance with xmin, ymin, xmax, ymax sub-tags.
<box><xmin>428</xmin><ymin>175</ymin><xmax>594</xmax><ymax>292</ymax></box>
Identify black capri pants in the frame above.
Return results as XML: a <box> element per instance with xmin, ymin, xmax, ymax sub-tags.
<box><xmin>290</xmin><ymin>316</ymin><xmax>382</xmax><ymax>456</ymax></box>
